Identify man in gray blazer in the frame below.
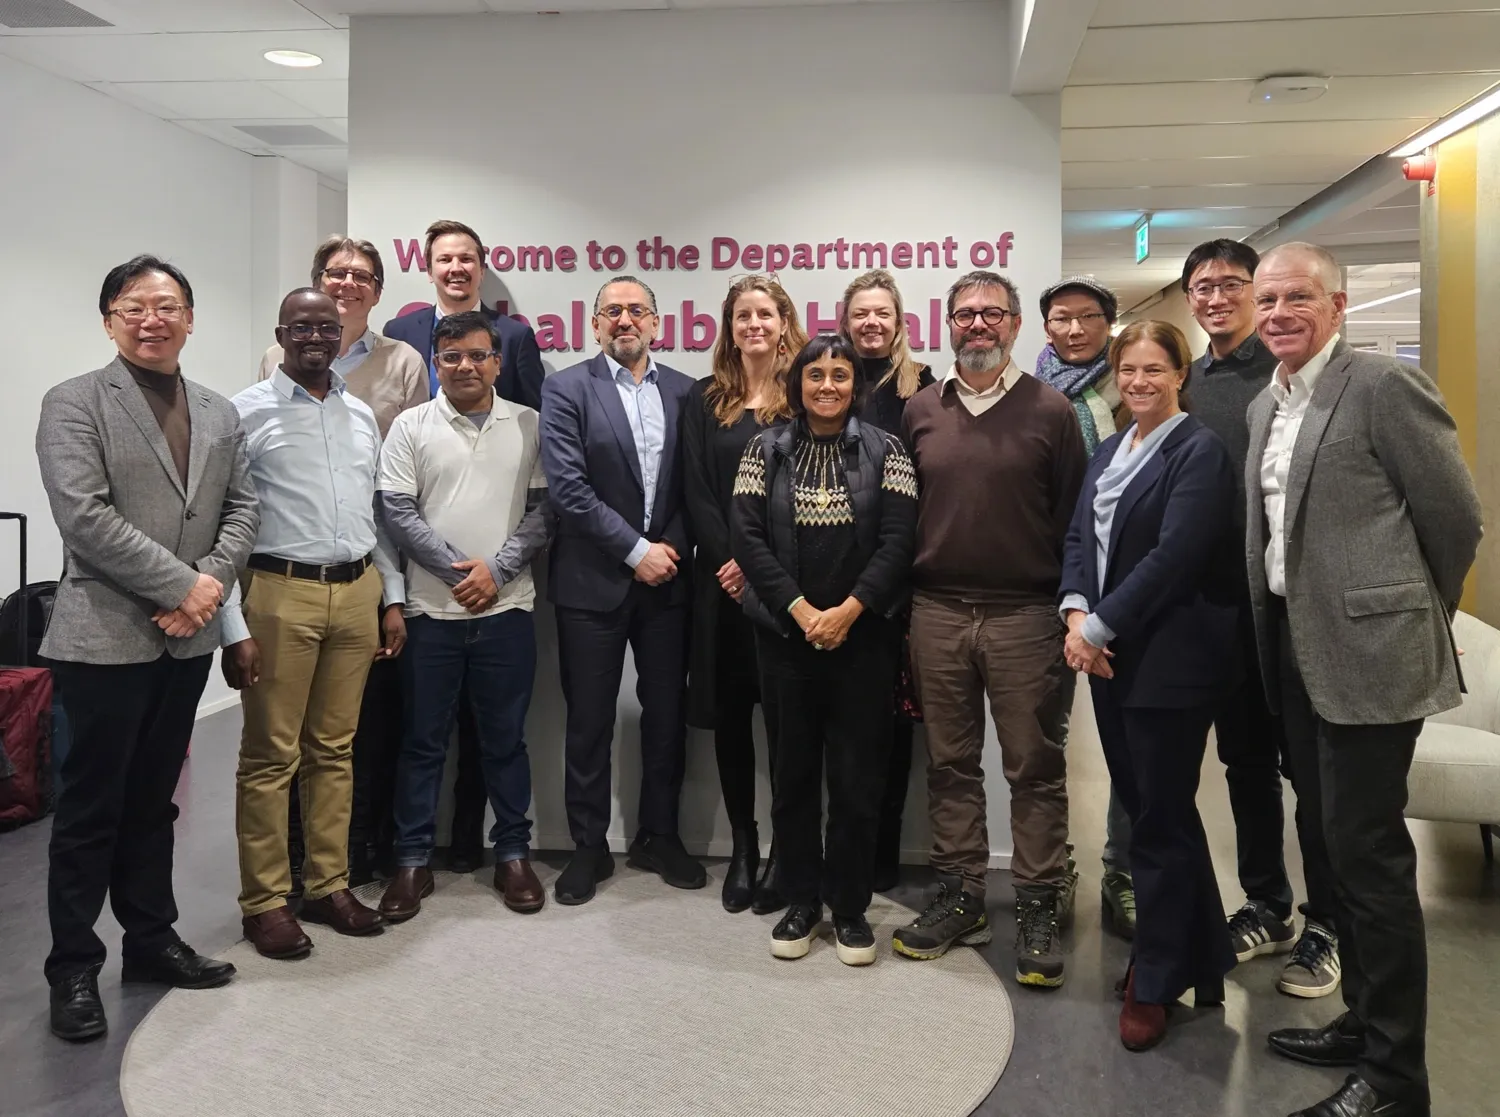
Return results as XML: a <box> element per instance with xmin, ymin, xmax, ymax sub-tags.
<box><xmin>36</xmin><ymin>255</ymin><xmax>259</xmax><ymax>1043</ymax></box>
<box><xmin>1246</xmin><ymin>243</ymin><xmax>1481</xmax><ymax>1117</ymax></box>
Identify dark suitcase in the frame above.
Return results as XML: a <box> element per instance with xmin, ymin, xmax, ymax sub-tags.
<box><xmin>0</xmin><ymin>512</ymin><xmax>56</xmax><ymax>827</ymax></box>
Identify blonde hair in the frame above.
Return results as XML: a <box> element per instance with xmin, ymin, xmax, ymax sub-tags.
<box><xmin>841</xmin><ymin>269</ymin><xmax>923</xmax><ymax>400</ymax></box>
<box><xmin>706</xmin><ymin>275</ymin><xmax>808</xmax><ymax>427</ymax></box>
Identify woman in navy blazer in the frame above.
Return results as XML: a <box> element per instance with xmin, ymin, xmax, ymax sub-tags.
<box><xmin>1058</xmin><ymin>320</ymin><xmax>1240</xmax><ymax>1052</ymax></box>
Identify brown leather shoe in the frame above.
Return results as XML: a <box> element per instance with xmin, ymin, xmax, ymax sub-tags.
<box><xmin>379</xmin><ymin>867</ymin><xmax>434</xmax><ymax>923</ymax></box>
<box><xmin>301</xmin><ymin>888</ymin><xmax>385</xmax><ymax>936</ymax></box>
<box><xmin>242</xmin><ymin>906</ymin><xmax>313</xmax><ymax>960</ymax></box>
<box><xmin>495</xmin><ymin>858</ymin><xmax>545</xmax><ymax>913</ymax></box>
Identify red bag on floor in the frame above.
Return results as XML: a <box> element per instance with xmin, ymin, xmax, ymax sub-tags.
<box><xmin>0</xmin><ymin>666</ymin><xmax>53</xmax><ymax>828</ymax></box>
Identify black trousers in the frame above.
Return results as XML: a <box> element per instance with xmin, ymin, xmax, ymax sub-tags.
<box><xmin>1274</xmin><ymin>602</ymin><xmax>1428</xmax><ymax>1106</ymax></box>
<box><xmin>556</xmin><ymin>584</ymin><xmax>689</xmax><ymax>848</ymax></box>
<box><xmin>1212</xmin><ymin>605</ymin><xmax>1296</xmax><ymax>919</ymax></box>
<box><xmin>44</xmin><ymin>653</ymin><xmax>212</xmax><ymax>983</ymax></box>
<box><xmin>712</xmin><ymin>599</ymin><xmax>767</xmax><ymax>831</ymax></box>
<box><xmin>1092</xmin><ymin>680</ymin><xmax>1235</xmax><ymax>1004</ymax></box>
<box><xmin>756</xmin><ymin>616</ymin><xmax>895</xmax><ymax>916</ymax></box>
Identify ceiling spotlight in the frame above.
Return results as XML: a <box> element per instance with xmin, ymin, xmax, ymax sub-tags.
<box><xmin>263</xmin><ymin>49</ymin><xmax>322</xmax><ymax>69</ymax></box>
<box><xmin>1249</xmin><ymin>74</ymin><xmax>1329</xmax><ymax>105</ymax></box>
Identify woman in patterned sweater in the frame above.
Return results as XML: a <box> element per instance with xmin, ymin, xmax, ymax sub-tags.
<box><xmin>730</xmin><ymin>334</ymin><xmax>918</xmax><ymax>966</ymax></box>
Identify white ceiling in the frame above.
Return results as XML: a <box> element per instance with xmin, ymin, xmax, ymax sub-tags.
<box><xmin>3</xmin><ymin>0</ymin><xmax>1497</xmax><ymax>310</ymax></box>
<box><xmin>1063</xmin><ymin>2</ymin><xmax>1500</xmax><ymax>309</ymax></box>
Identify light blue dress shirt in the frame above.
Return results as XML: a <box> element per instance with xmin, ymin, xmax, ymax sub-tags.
<box><xmin>331</xmin><ymin>327</ymin><xmax>376</xmax><ymax>378</ymax></box>
<box><xmin>219</xmin><ymin>368</ymin><xmax>404</xmax><ymax>645</ymax></box>
<box><xmin>605</xmin><ymin>353</ymin><xmax>665</xmax><ymax>569</ymax></box>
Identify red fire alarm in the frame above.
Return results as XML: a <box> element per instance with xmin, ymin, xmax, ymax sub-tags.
<box><xmin>1403</xmin><ymin>154</ymin><xmax>1436</xmax><ymax>181</ymax></box>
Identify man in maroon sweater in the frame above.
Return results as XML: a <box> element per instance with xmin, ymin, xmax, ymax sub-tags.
<box><xmin>893</xmin><ymin>270</ymin><xmax>1087</xmax><ymax>989</ymax></box>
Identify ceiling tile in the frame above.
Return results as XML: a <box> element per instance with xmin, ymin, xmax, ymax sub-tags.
<box><xmin>1090</xmin><ymin>1</ymin><xmax>1500</xmax><ymax>27</ymax></box>
<box><xmin>483</xmin><ymin>0</ymin><xmax>666</xmax><ymax>9</ymax></box>
<box><xmin>260</xmin><ymin>78</ymin><xmax>347</xmax><ymax>116</ymax></box>
<box><xmin>275</xmin><ymin>145</ymin><xmax>348</xmax><ymax>179</ymax></box>
<box><xmin>0</xmin><ymin>28</ymin><xmax>350</xmax><ymax>82</ymax></box>
<box><xmin>103</xmin><ymin>79</ymin><xmax>318</xmax><ymax>119</ymax></box>
<box><xmin>77</xmin><ymin>0</ymin><xmax>333</xmax><ymax>33</ymax></box>
<box><xmin>1062</xmin><ymin>118</ymin><xmax>1420</xmax><ymax>162</ymax></box>
<box><xmin>1063</xmin><ymin>154</ymin><xmax>1362</xmax><ymax>189</ymax></box>
<box><xmin>295</xmin><ymin>0</ymin><xmax>484</xmax><ymax>24</ymax></box>
<box><xmin>1065</xmin><ymin>184</ymin><xmax>1326</xmax><ymax>211</ymax></box>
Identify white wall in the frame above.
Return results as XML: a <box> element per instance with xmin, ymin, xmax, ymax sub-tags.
<box><xmin>317</xmin><ymin>183</ymin><xmax>349</xmax><ymax>245</ymax></box>
<box><xmin>0</xmin><ymin>55</ymin><xmax>304</xmax><ymax>716</ymax></box>
<box><xmin>350</xmin><ymin>5</ymin><xmax>1063</xmax><ymax>863</ymax></box>
<box><xmin>1123</xmin><ymin>285</ymin><xmax>1209</xmax><ymax>358</ymax></box>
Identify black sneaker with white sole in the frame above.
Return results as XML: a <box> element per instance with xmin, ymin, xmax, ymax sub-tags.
<box><xmin>833</xmin><ymin>914</ymin><xmax>876</xmax><ymax>966</ymax></box>
<box><xmin>1227</xmin><ymin>900</ymin><xmax>1296</xmax><ymax>963</ymax></box>
<box><xmin>1278</xmin><ymin>920</ymin><xmax>1341</xmax><ymax>998</ymax></box>
<box><xmin>771</xmin><ymin>904</ymin><xmax>824</xmax><ymax>960</ymax></box>
<box><xmin>891</xmin><ymin>878</ymin><xmax>991</xmax><ymax>960</ymax></box>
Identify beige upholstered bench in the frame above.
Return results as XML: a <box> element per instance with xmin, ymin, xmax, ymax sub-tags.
<box><xmin>1410</xmin><ymin>611</ymin><xmax>1500</xmax><ymax>861</ymax></box>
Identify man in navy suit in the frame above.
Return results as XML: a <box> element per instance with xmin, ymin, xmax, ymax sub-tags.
<box><xmin>540</xmin><ymin>276</ymin><xmax>704</xmax><ymax>905</ymax></box>
<box><xmin>382</xmin><ymin>219</ymin><xmax>545</xmax><ymax>411</ymax></box>
<box><xmin>383</xmin><ymin>218</ymin><xmax>547</xmax><ymax>870</ymax></box>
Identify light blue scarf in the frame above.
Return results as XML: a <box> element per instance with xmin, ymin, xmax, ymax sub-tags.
<box><xmin>1092</xmin><ymin>412</ymin><xmax>1189</xmax><ymax>592</ymax></box>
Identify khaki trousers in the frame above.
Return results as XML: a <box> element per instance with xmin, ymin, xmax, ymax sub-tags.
<box><xmin>235</xmin><ymin>567</ymin><xmax>381</xmax><ymax>916</ymax></box>
<box><xmin>909</xmin><ymin>594</ymin><xmax>1073</xmax><ymax>896</ymax></box>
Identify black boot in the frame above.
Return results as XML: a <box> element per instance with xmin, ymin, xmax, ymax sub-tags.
<box><xmin>722</xmin><ymin>827</ymin><xmax>760</xmax><ymax>913</ymax></box>
<box><xmin>750</xmin><ymin>842</ymin><xmax>787</xmax><ymax>916</ymax></box>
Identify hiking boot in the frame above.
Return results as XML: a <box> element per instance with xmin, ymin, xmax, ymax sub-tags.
<box><xmin>1014</xmin><ymin>884</ymin><xmax>1065</xmax><ymax>989</ymax></box>
<box><xmin>1100</xmin><ymin>869</ymin><xmax>1136</xmax><ymax>941</ymax></box>
<box><xmin>1278</xmin><ymin>920</ymin><xmax>1341</xmax><ymax>998</ymax></box>
<box><xmin>891</xmin><ymin>877</ymin><xmax>991</xmax><ymax>961</ymax></box>
<box><xmin>1227</xmin><ymin>900</ymin><xmax>1296</xmax><ymax>964</ymax></box>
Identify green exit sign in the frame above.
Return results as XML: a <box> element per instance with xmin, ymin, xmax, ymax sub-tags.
<box><xmin>1134</xmin><ymin>217</ymin><xmax>1151</xmax><ymax>264</ymax></box>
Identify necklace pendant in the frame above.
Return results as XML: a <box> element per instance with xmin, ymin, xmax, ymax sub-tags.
<box><xmin>816</xmin><ymin>487</ymin><xmax>830</xmax><ymax>509</ymax></box>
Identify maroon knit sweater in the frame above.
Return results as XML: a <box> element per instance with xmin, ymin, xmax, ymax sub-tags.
<box><xmin>900</xmin><ymin>373</ymin><xmax>1087</xmax><ymax>606</ymax></box>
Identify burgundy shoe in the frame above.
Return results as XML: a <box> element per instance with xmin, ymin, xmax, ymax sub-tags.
<box><xmin>242</xmin><ymin>906</ymin><xmax>313</xmax><ymax>960</ymax></box>
<box><xmin>494</xmin><ymin>858</ymin><xmax>545</xmax><ymax>914</ymax></box>
<box><xmin>379</xmin><ymin>867</ymin><xmax>435</xmax><ymax>923</ymax></box>
<box><xmin>301</xmin><ymin>888</ymin><xmax>385</xmax><ymax>936</ymax></box>
<box><xmin>1119</xmin><ymin>966</ymin><xmax>1168</xmax><ymax>1052</ymax></box>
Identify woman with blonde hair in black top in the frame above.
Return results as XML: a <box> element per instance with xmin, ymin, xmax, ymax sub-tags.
<box><xmin>841</xmin><ymin>269</ymin><xmax>934</xmax><ymax>891</ymax></box>
<box><xmin>684</xmin><ymin>274</ymin><xmax>809</xmax><ymax>914</ymax></box>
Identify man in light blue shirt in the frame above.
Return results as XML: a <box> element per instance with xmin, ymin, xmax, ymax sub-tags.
<box><xmin>222</xmin><ymin>288</ymin><xmax>406</xmax><ymax>960</ymax></box>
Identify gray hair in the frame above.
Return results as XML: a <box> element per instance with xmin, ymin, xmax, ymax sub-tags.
<box><xmin>593</xmin><ymin>275</ymin><xmax>659</xmax><ymax>316</ymax></box>
<box><xmin>1260</xmin><ymin>242</ymin><xmax>1344</xmax><ymax>294</ymax></box>
<box><xmin>946</xmin><ymin>270</ymin><xmax>1021</xmax><ymax>320</ymax></box>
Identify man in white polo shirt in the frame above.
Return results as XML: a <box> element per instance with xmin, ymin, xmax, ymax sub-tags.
<box><xmin>374</xmin><ymin>311</ymin><xmax>555</xmax><ymax>919</ymax></box>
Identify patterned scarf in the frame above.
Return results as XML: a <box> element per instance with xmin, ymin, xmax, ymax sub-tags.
<box><xmin>1034</xmin><ymin>344</ymin><xmax>1113</xmax><ymax>453</ymax></box>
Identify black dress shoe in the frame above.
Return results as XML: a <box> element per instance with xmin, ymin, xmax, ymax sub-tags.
<box><xmin>50</xmin><ymin>969</ymin><xmax>107</xmax><ymax>1042</ymax></box>
<box><xmin>1269</xmin><ymin>1012</ymin><xmax>1367</xmax><ymax>1067</ymax></box>
<box><xmin>627</xmin><ymin>833</ymin><xmax>707</xmax><ymax>890</ymax></box>
<box><xmin>122</xmin><ymin>942</ymin><xmax>236</xmax><ymax>989</ymax></box>
<box><xmin>721</xmin><ymin>828</ymin><xmax>760</xmax><ymax>913</ymax></box>
<box><xmin>555</xmin><ymin>847</ymin><xmax>615</xmax><ymax>906</ymax></box>
<box><xmin>1287</xmin><ymin>1074</ymin><xmax>1428</xmax><ymax>1117</ymax></box>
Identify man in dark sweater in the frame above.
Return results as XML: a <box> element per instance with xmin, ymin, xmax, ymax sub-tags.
<box><xmin>893</xmin><ymin>270</ymin><xmax>1087</xmax><ymax>990</ymax></box>
<box><xmin>1182</xmin><ymin>239</ymin><xmax>1339</xmax><ymax>1002</ymax></box>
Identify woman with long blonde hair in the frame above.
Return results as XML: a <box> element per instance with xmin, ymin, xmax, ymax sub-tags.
<box><xmin>839</xmin><ymin>269</ymin><xmax>933</xmax><ymax>892</ymax></box>
<box><xmin>683</xmin><ymin>274</ymin><xmax>808</xmax><ymax>914</ymax></box>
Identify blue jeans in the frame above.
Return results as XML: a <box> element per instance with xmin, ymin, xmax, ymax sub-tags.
<box><xmin>393</xmin><ymin>611</ymin><xmax>537</xmax><ymax>867</ymax></box>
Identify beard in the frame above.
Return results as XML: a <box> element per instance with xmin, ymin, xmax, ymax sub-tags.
<box><xmin>606</xmin><ymin>333</ymin><xmax>646</xmax><ymax>365</ymax></box>
<box><xmin>955</xmin><ymin>336</ymin><xmax>1005</xmax><ymax>375</ymax></box>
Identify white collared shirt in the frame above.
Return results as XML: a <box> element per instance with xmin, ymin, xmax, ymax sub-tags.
<box><xmin>1260</xmin><ymin>333</ymin><xmax>1340</xmax><ymax>596</ymax></box>
<box><xmin>941</xmin><ymin>358</ymin><xmax>1022</xmax><ymax>416</ymax></box>
<box><xmin>604</xmin><ymin>353</ymin><xmax>665</xmax><ymax>568</ymax></box>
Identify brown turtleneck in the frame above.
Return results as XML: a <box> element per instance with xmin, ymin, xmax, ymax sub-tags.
<box><xmin>122</xmin><ymin>357</ymin><xmax>190</xmax><ymax>485</ymax></box>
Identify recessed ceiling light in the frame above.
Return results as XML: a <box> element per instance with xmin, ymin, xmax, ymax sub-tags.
<box><xmin>264</xmin><ymin>49</ymin><xmax>322</xmax><ymax>69</ymax></box>
<box><xmin>1249</xmin><ymin>74</ymin><xmax>1329</xmax><ymax>105</ymax></box>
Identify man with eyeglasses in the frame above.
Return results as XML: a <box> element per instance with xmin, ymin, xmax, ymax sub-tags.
<box><xmin>1180</xmin><ymin>239</ymin><xmax>1329</xmax><ymax>1001</ymax></box>
<box><xmin>37</xmin><ymin>255</ymin><xmax>259</xmax><ymax>1040</ymax></box>
<box><xmin>375</xmin><ymin>311</ymin><xmax>555</xmax><ymax>920</ymax></box>
<box><xmin>539</xmin><ymin>275</ymin><xmax>704</xmax><ymax>905</ymax></box>
<box><xmin>220</xmin><ymin>288</ymin><xmax>406</xmax><ymax>959</ymax></box>
<box><xmin>894</xmin><ymin>270</ymin><xmax>1086</xmax><ymax>989</ymax></box>
<box><xmin>258</xmin><ymin>236</ymin><xmax>428</xmax><ymax>894</ymax></box>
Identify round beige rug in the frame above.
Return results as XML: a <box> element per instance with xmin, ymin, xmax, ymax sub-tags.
<box><xmin>120</xmin><ymin>865</ymin><xmax>1013</xmax><ymax>1116</ymax></box>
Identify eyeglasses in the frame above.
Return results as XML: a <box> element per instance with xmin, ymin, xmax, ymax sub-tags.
<box><xmin>109</xmin><ymin>304</ymin><xmax>187</xmax><ymax>324</ymax></box>
<box><xmin>1189</xmin><ymin>278</ymin><xmax>1249</xmax><ymax>301</ymax></box>
<box><xmin>321</xmin><ymin>267</ymin><xmax>377</xmax><ymax>288</ymax></box>
<box><xmin>1046</xmin><ymin>312</ymin><xmax>1108</xmax><ymax>331</ymax></box>
<box><xmin>597</xmin><ymin>304</ymin><xmax>656</xmax><ymax>321</ymax></box>
<box><xmin>436</xmin><ymin>348</ymin><xmax>497</xmax><ymax>367</ymax></box>
<box><xmin>281</xmin><ymin>322</ymin><xmax>343</xmax><ymax>341</ymax></box>
<box><xmin>949</xmin><ymin>307</ymin><xmax>1014</xmax><ymax>328</ymax></box>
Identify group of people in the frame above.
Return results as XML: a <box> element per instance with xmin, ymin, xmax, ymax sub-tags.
<box><xmin>34</xmin><ymin>215</ymin><xmax>1478</xmax><ymax>1117</ymax></box>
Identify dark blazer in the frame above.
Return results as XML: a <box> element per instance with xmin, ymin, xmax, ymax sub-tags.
<box><xmin>1059</xmin><ymin>414</ymin><xmax>1240</xmax><ymax>708</ymax></box>
<box><xmin>540</xmin><ymin>353</ymin><xmax>694</xmax><ymax>612</ymax></box>
<box><xmin>382</xmin><ymin>303</ymin><xmax>545</xmax><ymax>412</ymax></box>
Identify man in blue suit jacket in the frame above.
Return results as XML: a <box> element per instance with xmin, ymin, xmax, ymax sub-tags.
<box><xmin>540</xmin><ymin>275</ymin><xmax>703</xmax><ymax>906</ymax></box>
<box><xmin>382</xmin><ymin>219</ymin><xmax>545</xmax><ymax>412</ymax></box>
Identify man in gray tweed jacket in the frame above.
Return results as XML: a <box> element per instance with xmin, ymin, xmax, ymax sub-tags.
<box><xmin>35</xmin><ymin>255</ymin><xmax>258</xmax><ymax>1043</ymax></box>
<box><xmin>1248</xmin><ymin>243</ymin><xmax>1481</xmax><ymax>1117</ymax></box>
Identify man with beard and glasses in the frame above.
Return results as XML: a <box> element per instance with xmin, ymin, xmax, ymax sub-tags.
<box><xmin>540</xmin><ymin>276</ymin><xmax>704</xmax><ymax>906</ymax></box>
<box><xmin>384</xmin><ymin>219</ymin><xmax>546</xmax><ymax>873</ymax></box>
<box><xmin>221</xmin><ymin>288</ymin><xmax>406</xmax><ymax>960</ymax></box>
<box><xmin>894</xmin><ymin>270</ymin><xmax>1086</xmax><ymax>990</ymax></box>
